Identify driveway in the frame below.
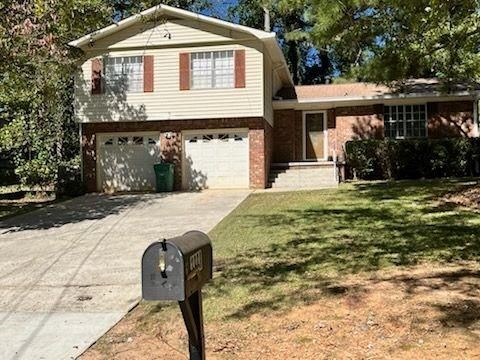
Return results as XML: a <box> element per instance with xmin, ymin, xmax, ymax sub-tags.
<box><xmin>0</xmin><ymin>190</ymin><xmax>250</xmax><ymax>360</ymax></box>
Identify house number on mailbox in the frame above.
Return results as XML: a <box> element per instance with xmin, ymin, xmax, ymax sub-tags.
<box><xmin>189</xmin><ymin>250</ymin><xmax>203</xmax><ymax>275</ymax></box>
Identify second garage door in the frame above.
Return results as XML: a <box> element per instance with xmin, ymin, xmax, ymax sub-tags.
<box><xmin>183</xmin><ymin>130</ymin><xmax>249</xmax><ymax>190</ymax></box>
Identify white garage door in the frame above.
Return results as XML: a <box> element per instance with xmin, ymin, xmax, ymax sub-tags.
<box><xmin>183</xmin><ymin>130</ymin><xmax>249</xmax><ymax>190</ymax></box>
<box><xmin>97</xmin><ymin>133</ymin><xmax>161</xmax><ymax>192</ymax></box>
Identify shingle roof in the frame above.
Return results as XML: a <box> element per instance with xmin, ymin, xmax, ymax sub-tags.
<box><xmin>277</xmin><ymin>79</ymin><xmax>480</xmax><ymax>101</ymax></box>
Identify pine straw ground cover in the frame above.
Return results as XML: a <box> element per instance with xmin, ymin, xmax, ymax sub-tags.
<box><xmin>82</xmin><ymin>179</ymin><xmax>480</xmax><ymax>360</ymax></box>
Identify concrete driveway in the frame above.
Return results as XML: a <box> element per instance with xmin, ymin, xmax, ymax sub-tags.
<box><xmin>0</xmin><ymin>190</ymin><xmax>250</xmax><ymax>360</ymax></box>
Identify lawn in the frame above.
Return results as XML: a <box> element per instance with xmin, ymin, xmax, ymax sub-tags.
<box><xmin>82</xmin><ymin>179</ymin><xmax>480</xmax><ymax>359</ymax></box>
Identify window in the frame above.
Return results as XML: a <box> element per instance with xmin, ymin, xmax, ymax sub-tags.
<box><xmin>191</xmin><ymin>51</ymin><xmax>234</xmax><ymax>89</ymax></box>
<box><xmin>218</xmin><ymin>134</ymin><xmax>229</xmax><ymax>142</ymax></box>
<box><xmin>117</xmin><ymin>137</ymin><xmax>128</xmax><ymax>145</ymax></box>
<box><xmin>202</xmin><ymin>134</ymin><xmax>214</xmax><ymax>142</ymax></box>
<box><xmin>104</xmin><ymin>56</ymin><xmax>144</xmax><ymax>93</ymax></box>
<box><xmin>384</xmin><ymin>104</ymin><xmax>427</xmax><ymax>139</ymax></box>
<box><xmin>104</xmin><ymin>138</ymin><xmax>114</xmax><ymax>146</ymax></box>
<box><xmin>132</xmin><ymin>136</ymin><xmax>144</xmax><ymax>145</ymax></box>
<box><xmin>147</xmin><ymin>137</ymin><xmax>157</xmax><ymax>145</ymax></box>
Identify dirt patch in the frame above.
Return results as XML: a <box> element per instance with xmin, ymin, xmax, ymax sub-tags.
<box><xmin>81</xmin><ymin>264</ymin><xmax>480</xmax><ymax>359</ymax></box>
<box><xmin>441</xmin><ymin>182</ymin><xmax>480</xmax><ymax>210</ymax></box>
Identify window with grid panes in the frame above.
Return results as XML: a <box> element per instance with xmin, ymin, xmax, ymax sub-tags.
<box><xmin>104</xmin><ymin>56</ymin><xmax>144</xmax><ymax>93</ymax></box>
<box><xmin>384</xmin><ymin>104</ymin><xmax>427</xmax><ymax>139</ymax></box>
<box><xmin>190</xmin><ymin>51</ymin><xmax>234</xmax><ymax>89</ymax></box>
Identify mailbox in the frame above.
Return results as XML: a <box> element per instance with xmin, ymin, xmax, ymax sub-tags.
<box><xmin>141</xmin><ymin>231</ymin><xmax>213</xmax><ymax>360</ymax></box>
<box><xmin>142</xmin><ymin>231</ymin><xmax>213</xmax><ymax>301</ymax></box>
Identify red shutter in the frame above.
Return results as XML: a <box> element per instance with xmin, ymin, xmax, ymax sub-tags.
<box><xmin>179</xmin><ymin>53</ymin><xmax>190</xmax><ymax>91</ymax></box>
<box><xmin>235</xmin><ymin>49</ymin><xmax>246</xmax><ymax>88</ymax></box>
<box><xmin>143</xmin><ymin>55</ymin><xmax>154</xmax><ymax>93</ymax></box>
<box><xmin>91</xmin><ymin>58</ymin><xmax>103</xmax><ymax>95</ymax></box>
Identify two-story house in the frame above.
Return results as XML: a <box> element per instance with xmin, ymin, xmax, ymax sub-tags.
<box><xmin>71</xmin><ymin>4</ymin><xmax>480</xmax><ymax>193</ymax></box>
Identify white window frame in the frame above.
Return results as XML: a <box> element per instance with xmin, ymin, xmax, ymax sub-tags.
<box><xmin>190</xmin><ymin>51</ymin><xmax>235</xmax><ymax>90</ymax></box>
<box><xmin>104</xmin><ymin>56</ymin><xmax>144</xmax><ymax>93</ymax></box>
<box><xmin>303</xmin><ymin>111</ymin><xmax>328</xmax><ymax>161</ymax></box>
<box><xmin>384</xmin><ymin>104</ymin><xmax>428</xmax><ymax>139</ymax></box>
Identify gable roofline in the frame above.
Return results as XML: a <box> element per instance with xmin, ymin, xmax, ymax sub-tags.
<box><xmin>68</xmin><ymin>4</ymin><xmax>294</xmax><ymax>86</ymax></box>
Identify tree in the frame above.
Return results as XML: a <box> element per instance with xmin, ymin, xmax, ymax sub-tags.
<box><xmin>229</xmin><ymin>0</ymin><xmax>333</xmax><ymax>85</ymax></box>
<box><xmin>0</xmin><ymin>1</ymin><xmax>112</xmax><ymax>190</ymax></box>
<box><xmin>308</xmin><ymin>0</ymin><xmax>480</xmax><ymax>87</ymax></box>
<box><xmin>108</xmin><ymin>0</ymin><xmax>212</xmax><ymax>19</ymax></box>
<box><xmin>0</xmin><ymin>1</ymin><xmax>212</xmax><ymax>191</ymax></box>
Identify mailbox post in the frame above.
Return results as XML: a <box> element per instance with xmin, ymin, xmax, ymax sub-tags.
<box><xmin>142</xmin><ymin>231</ymin><xmax>213</xmax><ymax>360</ymax></box>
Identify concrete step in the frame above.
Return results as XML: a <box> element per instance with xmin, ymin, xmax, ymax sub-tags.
<box><xmin>269</xmin><ymin>164</ymin><xmax>338</xmax><ymax>189</ymax></box>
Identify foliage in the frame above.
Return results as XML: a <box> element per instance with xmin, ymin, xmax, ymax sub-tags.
<box><xmin>0</xmin><ymin>1</ymin><xmax>211</xmax><ymax>191</ymax></box>
<box><xmin>345</xmin><ymin>138</ymin><xmax>477</xmax><ymax>180</ymax></box>
<box><xmin>308</xmin><ymin>0</ymin><xmax>480</xmax><ymax>86</ymax></box>
<box><xmin>0</xmin><ymin>1</ymin><xmax>110</xmax><ymax>190</ymax></box>
<box><xmin>229</xmin><ymin>0</ymin><xmax>333</xmax><ymax>84</ymax></box>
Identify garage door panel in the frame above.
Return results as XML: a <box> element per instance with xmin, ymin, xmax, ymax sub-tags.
<box><xmin>184</xmin><ymin>130</ymin><xmax>249</xmax><ymax>190</ymax></box>
<box><xmin>98</xmin><ymin>134</ymin><xmax>161</xmax><ymax>192</ymax></box>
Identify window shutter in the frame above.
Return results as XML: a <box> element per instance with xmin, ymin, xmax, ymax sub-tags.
<box><xmin>143</xmin><ymin>55</ymin><xmax>154</xmax><ymax>93</ymax></box>
<box><xmin>235</xmin><ymin>49</ymin><xmax>246</xmax><ymax>88</ymax></box>
<box><xmin>179</xmin><ymin>53</ymin><xmax>190</xmax><ymax>91</ymax></box>
<box><xmin>91</xmin><ymin>58</ymin><xmax>103</xmax><ymax>95</ymax></box>
<box><xmin>327</xmin><ymin>109</ymin><xmax>336</xmax><ymax>128</ymax></box>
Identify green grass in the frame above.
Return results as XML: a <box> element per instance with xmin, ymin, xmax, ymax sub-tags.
<box><xmin>199</xmin><ymin>179</ymin><xmax>480</xmax><ymax>321</ymax></box>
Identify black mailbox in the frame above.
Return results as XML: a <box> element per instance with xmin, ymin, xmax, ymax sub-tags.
<box><xmin>141</xmin><ymin>231</ymin><xmax>213</xmax><ymax>360</ymax></box>
<box><xmin>142</xmin><ymin>231</ymin><xmax>213</xmax><ymax>301</ymax></box>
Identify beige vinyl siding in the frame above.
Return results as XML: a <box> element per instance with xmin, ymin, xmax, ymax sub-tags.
<box><xmin>75</xmin><ymin>41</ymin><xmax>265</xmax><ymax>122</ymax></box>
<box><xmin>93</xmin><ymin>19</ymin><xmax>253</xmax><ymax>50</ymax></box>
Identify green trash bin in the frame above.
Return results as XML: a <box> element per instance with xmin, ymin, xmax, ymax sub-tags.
<box><xmin>154</xmin><ymin>163</ymin><xmax>174</xmax><ymax>192</ymax></box>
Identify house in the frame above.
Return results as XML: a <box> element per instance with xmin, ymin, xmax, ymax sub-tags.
<box><xmin>70</xmin><ymin>4</ymin><xmax>480</xmax><ymax>193</ymax></box>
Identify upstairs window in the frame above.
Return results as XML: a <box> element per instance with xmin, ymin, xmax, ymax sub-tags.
<box><xmin>384</xmin><ymin>104</ymin><xmax>427</xmax><ymax>139</ymax></box>
<box><xmin>104</xmin><ymin>56</ymin><xmax>144</xmax><ymax>93</ymax></box>
<box><xmin>191</xmin><ymin>51</ymin><xmax>234</xmax><ymax>89</ymax></box>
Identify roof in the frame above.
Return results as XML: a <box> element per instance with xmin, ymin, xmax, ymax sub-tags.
<box><xmin>286</xmin><ymin>79</ymin><xmax>480</xmax><ymax>101</ymax></box>
<box><xmin>274</xmin><ymin>79</ymin><xmax>480</xmax><ymax>110</ymax></box>
<box><xmin>69</xmin><ymin>4</ymin><xmax>293</xmax><ymax>86</ymax></box>
<box><xmin>295</xmin><ymin>83</ymin><xmax>390</xmax><ymax>99</ymax></box>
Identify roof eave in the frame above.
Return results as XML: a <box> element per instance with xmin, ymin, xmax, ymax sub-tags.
<box><xmin>273</xmin><ymin>91</ymin><xmax>478</xmax><ymax>109</ymax></box>
<box><xmin>68</xmin><ymin>4</ymin><xmax>274</xmax><ymax>49</ymax></box>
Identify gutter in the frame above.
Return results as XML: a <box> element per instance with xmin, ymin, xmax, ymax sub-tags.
<box><xmin>273</xmin><ymin>91</ymin><xmax>477</xmax><ymax>110</ymax></box>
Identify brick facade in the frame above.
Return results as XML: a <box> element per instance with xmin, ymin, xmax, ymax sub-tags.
<box><xmin>428</xmin><ymin>101</ymin><xmax>475</xmax><ymax>138</ymax></box>
<box><xmin>82</xmin><ymin>117</ymin><xmax>271</xmax><ymax>192</ymax></box>
<box><xmin>273</xmin><ymin>100</ymin><xmax>475</xmax><ymax>164</ymax></box>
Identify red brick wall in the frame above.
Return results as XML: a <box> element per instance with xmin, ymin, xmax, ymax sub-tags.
<box><xmin>273</xmin><ymin>100</ymin><xmax>474</xmax><ymax>163</ymax></box>
<box><xmin>333</xmin><ymin>105</ymin><xmax>384</xmax><ymax>159</ymax></box>
<box><xmin>428</xmin><ymin>101</ymin><xmax>474</xmax><ymax>138</ymax></box>
<box><xmin>82</xmin><ymin>117</ymin><xmax>269</xmax><ymax>192</ymax></box>
<box><xmin>264</xmin><ymin>121</ymin><xmax>273</xmax><ymax>186</ymax></box>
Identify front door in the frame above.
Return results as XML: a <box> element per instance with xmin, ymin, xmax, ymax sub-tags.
<box><xmin>304</xmin><ymin>112</ymin><xmax>326</xmax><ymax>160</ymax></box>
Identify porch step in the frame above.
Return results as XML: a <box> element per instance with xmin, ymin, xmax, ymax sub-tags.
<box><xmin>269</xmin><ymin>163</ymin><xmax>339</xmax><ymax>189</ymax></box>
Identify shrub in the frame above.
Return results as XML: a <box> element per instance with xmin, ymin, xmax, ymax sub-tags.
<box><xmin>345</xmin><ymin>138</ymin><xmax>476</xmax><ymax>180</ymax></box>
